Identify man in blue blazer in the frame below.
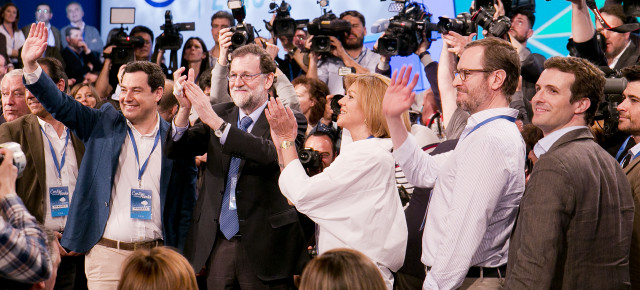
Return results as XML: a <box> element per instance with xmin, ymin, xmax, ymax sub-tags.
<box><xmin>21</xmin><ymin>23</ymin><xmax>196</xmax><ymax>289</ymax></box>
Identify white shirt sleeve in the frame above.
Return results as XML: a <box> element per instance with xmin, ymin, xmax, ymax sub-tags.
<box><xmin>392</xmin><ymin>133</ymin><xmax>449</xmax><ymax>188</ymax></box>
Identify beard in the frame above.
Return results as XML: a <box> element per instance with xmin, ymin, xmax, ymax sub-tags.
<box><xmin>230</xmin><ymin>89</ymin><xmax>265</xmax><ymax>112</ymax></box>
<box><xmin>456</xmin><ymin>85</ymin><xmax>489</xmax><ymax>114</ymax></box>
<box><xmin>342</xmin><ymin>35</ymin><xmax>364</xmax><ymax>50</ymax></box>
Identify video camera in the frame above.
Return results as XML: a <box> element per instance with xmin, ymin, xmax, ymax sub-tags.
<box><xmin>267</xmin><ymin>0</ymin><xmax>297</xmax><ymax>38</ymax></box>
<box><xmin>156</xmin><ymin>10</ymin><xmax>195</xmax><ymax>72</ymax></box>
<box><xmin>376</xmin><ymin>0</ymin><xmax>438</xmax><ymax>56</ymax></box>
<box><xmin>595</xmin><ymin>68</ymin><xmax>628</xmax><ymax>138</ymax></box>
<box><xmin>108</xmin><ymin>8</ymin><xmax>144</xmax><ymax>65</ymax></box>
<box><xmin>307</xmin><ymin>0</ymin><xmax>352</xmax><ymax>53</ymax></box>
<box><xmin>228</xmin><ymin>0</ymin><xmax>255</xmax><ymax>52</ymax></box>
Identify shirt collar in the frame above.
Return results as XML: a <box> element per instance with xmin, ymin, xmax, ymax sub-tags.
<box><xmin>628</xmin><ymin>140</ymin><xmax>640</xmax><ymax>157</ymax></box>
<box><xmin>238</xmin><ymin>100</ymin><xmax>268</xmax><ymax>126</ymax></box>
<box><xmin>126</xmin><ymin>113</ymin><xmax>161</xmax><ymax>137</ymax></box>
<box><xmin>533</xmin><ymin>126</ymin><xmax>587</xmax><ymax>158</ymax></box>
<box><xmin>37</xmin><ymin>116</ymin><xmax>68</xmax><ymax>137</ymax></box>
<box><xmin>610</xmin><ymin>40</ymin><xmax>632</xmax><ymax>69</ymax></box>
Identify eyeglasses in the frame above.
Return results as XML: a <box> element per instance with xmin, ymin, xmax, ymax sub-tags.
<box><xmin>227</xmin><ymin>72</ymin><xmax>265</xmax><ymax>83</ymax></box>
<box><xmin>36</xmin><ymin>9</ymin><xmax>50</xmax><ymax>14</ymax></box>
<box><xmin>453</xmin><ymin>68</ymin><xmax>495</xmax><ymax>81</ymax></box>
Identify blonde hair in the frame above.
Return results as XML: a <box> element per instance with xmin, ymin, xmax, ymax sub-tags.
<box><xmin>299</xmin><ymin>248</ymin><xmax>387</xmax><ymax>290</ymax></box>
<box><xmin>117</xmin><ymin>247</ymin><xmax>197</xmax><ymax>290</ymax></box>
<box><xmin>343</xmin><ymin>73</ymin><xmax>410</xmax><ymax>138</ymax></box>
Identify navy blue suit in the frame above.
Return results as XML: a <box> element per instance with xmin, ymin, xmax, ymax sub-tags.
<box><xmin>24</xmin><ymin>71</ymin><xmax>196</xmax><ymax>253</ymax></box>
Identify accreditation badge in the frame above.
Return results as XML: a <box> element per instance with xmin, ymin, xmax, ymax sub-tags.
<box><xmin>131</xmin><ymin>188</ymin><xmax>152</xmax><ymax>220</ymax></box>
<box><xmin>49</xmin><ymin>186</ymin><xmax>70</xmax><ymax>217</ymax></box>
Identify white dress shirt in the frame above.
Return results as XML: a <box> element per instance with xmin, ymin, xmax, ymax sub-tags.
<box><xmin>279</xmin><ymin>138</ymin><xmax>408</xmax><ymax>289</ymax></box>
<box><xmin>533</xmin><ymin>126</ymin><xmax>586</xmax><ymax>158</ymax></box>
<box><xmin>393</xmin><ymin>107</ymin><xmax>525</xmax><ymax>290</ymax></box>
<box><xmin>38</xmin><ymin>117</ymin><xmax>78</xmax><ymax>232</ymax></box>
<box><xmin>102</xmin><ymin>117</ymin><xmax>163</xmax><ymax>242</ymax></box>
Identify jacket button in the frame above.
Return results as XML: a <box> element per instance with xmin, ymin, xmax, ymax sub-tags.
<box><xmin>104</xmin><ymin>202</ymin><xmax>108</xmax><ymax>207</ymax></box>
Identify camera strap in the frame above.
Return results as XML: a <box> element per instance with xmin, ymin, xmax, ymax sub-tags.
<box><xmin>586</xmin><ymin>0</ymin><xmax>640</xmax><ymax>33</ymax></box>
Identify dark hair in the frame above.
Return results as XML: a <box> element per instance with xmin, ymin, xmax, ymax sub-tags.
<box><xmin>122</xmin><ymin>61</ymin><xmax>165</xmax><ymax>92</ymax></box>
<box><xmin>66</xmin><ymin>1</ymin><xmax>82</xmax><ymax>11</ymax></box>
<box><xmin>0</xmin><ymin>3</ymin><xmax>19</xmax><ymax>31</ymax></box>
<box><xmin>36</xmin><ymin>3</ymin><xmax>51</xmax><ymax>11</ymax></box>
<box><xmin>600</xmin><ymin>4</ymin><xmax>630</xmax><ymax>24</ymax></box>
<box><xmin>465</xmin><ymin>37</ymin><xmax>520</xmax><ymax>98</ymax></box>
<box><xmin>159</xmin><ymin>80</ymin><xmax>178</xmax><ymax>113</ymax></box>
<box><xmin>230</xmin><ymin>44</ymin><xmax>277</xmax><ymax>75</ymax></box>
<box><xmin>131</xmin><ymin>25</ymin><xmax>154</xmax><ymax>43</ymax></box>
<box><xmin>180</xmin><ymin>37</ymin><xmax>210</xmax><ymax>80</ymax></box>
<box><xmin>340</xmin><ymin>10</ymin><xmax>365</xmax><ymax>27</ymax></box>
<box><xmin>37</xmin><ymin>57</ymin><xmax>68</xmax><ymax>92</ymax></box>
<box><xmin>510</xmin><ymin>8</ymin><xmax>535</xmax><ymax>28</ymax></box>
<box><xmin>305</xmin><ymin>130</ymin><xmax>337</xmax><ymax>157</ymax></box>
<box><xmin>292</xmin><ymin>76</ymin><xmax>329</xmax><ymax>126</ymax></box>
<box><xmin>211</xmin><ymin>10</ymin><xmax>235</xmax><ymax>27</ymax></box>
<box><xmin>622</xmin><ymin>65</ymin><xmax>640</xmax><ymax>82</ymax></box>
<box><xmin>198</xmin><ymin>69</ymin><xmax>212</xmax><ymax>91</ymax></box>
<box><xmin>65</xmin><ymin>26</ymin><xmax>81</xmax><ymax>38</ymax></box>
<box><xmin>544</xmin><ymin>56</ymin><xmax>605</xmax><ymax>124</ymax></box>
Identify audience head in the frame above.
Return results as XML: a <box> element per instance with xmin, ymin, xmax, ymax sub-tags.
<box><xmin>618</xmin><ymin>65</ymin><xmax>640</xmax><ymax>138</ymax></box>
<box><xmin>35</xmin><ymin>3</ymin><xmax>53</xmax><ymax>25</ymax></box>
<box><xmin>509</xmin><ymin>8</ymin><xmax>535</xmax><ymax>44</ymax></box>
<box><xmin>131</xmin><ymin>26</ymin><xmax>154</xmax><ymax>61</ymax></box>
<box><xmin>455</xmin><ymin>37</ymin><xmax>520</xmax><ymax>113</ymax></box>
<box><xmin>293</xmin><ymin>29</ymin><xmax>309</xmax><ymax>51</ymax></box>
<box><xmin>65</xmin><ymin>27</ymin><xmax>83</xmax><ymax>51</ymax></box>
<box><xmin>292</xmin><ymin>76</ymin><xmax>329</xmax><ymax>126</ymax></box>
<box><xmin>532</xmin><ymin>56</ymin><xmax>605</xmax><ymax>136</ymax></box>
<box><xmin>65</xmin><ymin>2</ymin><xmax>83</xmax><ymax>23</ymax></box>
<box><xmin>228</xmin><ymin>44</ymin><xmax>276</xmax><ymax>113</ymax></box>
<box><xmin>0</xmin><ymin>53</ymin><xmax>8</xmax><ymax>80</ymax></box>
<box><xmin>597</xmin><ymin>4</ymin><xmax>632</xmax><ymax>59</ymax></box>
<box><xmin>117</xmin><ymin>247</ymin><xmax>197</xmax><ymax>290</ymax></box>
<box><xmin>211</xmin><ymin>11</ymin><xmax>235</xmax><ymax>44</ymax></box>
<box><xmin>341</xmin><ymin>73</ymin><xmax>410</xmax><ymax>138</ymax></box>
<box><xmin>119</xmin><ymin>61</ymin><xmax>165</xmax><ymax>125</ymax></box>
<box><xmin>0</xmin><ymin>3</ymin><xmax>19</xmax><ymax>30</ymax></box>
<box><xmin>299</xmin><ymin>248</ymin><xmax>386</xmax><ymax>290</ymax></box>
<box><xmin>304</xmin><ymin>130</ymin><xmax>337</xmax><ymax>171</ymax></box>
<box><xmin>198</xmin><ymin>69</ymin><xmax>212</xmax><ymax>96</ymax></box>
<box><xmin>339</xmin><ymin>10</ymin><xmax>366</xmax><ymax>50</ymax></box>
<box><xmin>158</xmin><ymin>79</ymin><xmax>178</xmax><ymax>122</ymax></box>
<box><xmin>71</xmin><ymin>83</ymin><xmax>99</xmax><ymax>108</ymax></box>
<box><xmin>1</xmin><ymin>69</ymin><xmax>29</xmax><ymax>122</ymax></box>
<box><xmin>37</xmin><ymin>57</ymin><xmax>68</xmax><ymax>92</ymax></box>
<box><xmin>180</xmin><ymin>37</ymin><xmax>209</xmax><ymax>79</ymax></box>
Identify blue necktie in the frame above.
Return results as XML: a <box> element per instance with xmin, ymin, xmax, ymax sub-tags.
<box><xmin>220</xmin><ymin>116</ymin><xmax>253</xmax><ymax>239</ymax></box>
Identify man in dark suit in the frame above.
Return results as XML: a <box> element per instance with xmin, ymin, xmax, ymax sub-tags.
<box><xmin>0</xmin><ymin>57</ymin><xmax>86</xmax><ymax>290</ymax></box>
<box><xmin>21</xmin><ymin>23</ymin><xmax>196</xmax><ymax>289</ymax></box>
<box><xmin>166</xmin><ymin>43</ymin><xmax>309</xmax><ymax>289</ymax></box>
<box><xmin>505</xmin><ymin>56</ymin><xmax>634</xmax><ymax>288</ymax></box>
<box><xmin>616</xmin><ymin>65</ymin><xmax>640</xmax><ymax>287</ymax></box>
<box><xmin>20</xmin><ymin>4</ymin><xmax>64</xmax><ymax>68</ymax></box>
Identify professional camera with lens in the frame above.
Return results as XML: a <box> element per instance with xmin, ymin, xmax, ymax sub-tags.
<box><xmin>156</xmin><ymin>10</ymin><xmax>195</xmax><ymax>72</ymax></box>
<box><xmin>307</xmin><ymin>1</ymin><xmax>351</xmax><ymax>53</ymax></box>
<box><xmin>330</xmin><ymin>94</ymin><xmax>344</xmax><ymax>122</ymax></box>
<box><xmin>436</xmin><ymin>13</ymin><xmax>477</xmax><ymax>36</ymax></box>
<box><xmin>471</xmin><ymin>7</ymin><xmax>511</xmax><ymax>38</ymax></box>
<box><xmin>268</xmin><ymin>0</ymin><xmax>297</xmax><ymax>38</ymax></box>
<box><xmin>376</xmin><ymin>0</ymin><xmax>438</xmax><ymax>56</ymax></box>
<box><xmin>299</xmin><ymin>148</ymin><xmax>323</xmax><ymax>171</ymax></box>
<box><xmin>0</xmin><ymin>142</ymin><xmax>27</xmax><ymax>177</ymax></box>
<box><xmin>109</xmin><ymin>28</ymin><xmax>145</xmax><ymax>65</ymax></box>
<box><xmin>228</xmin><ymin>0</ymin><xmax>255</xmax><ymax>52</ymax></box>
<box><xmin>594</xmin><ymin>68</ymin><xmax>627</xmax><ymax>139</ymax></box>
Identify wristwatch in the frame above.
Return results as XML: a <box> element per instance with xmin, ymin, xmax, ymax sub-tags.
<box><xmin>214</xmin><ymin>122</ymin><xmax>229</xmax><ymax>137</ymax></box>
<box><xmin>280</xmin><ymin>140</ymin><xmax>295</xmax><ymax>150</ymax></box>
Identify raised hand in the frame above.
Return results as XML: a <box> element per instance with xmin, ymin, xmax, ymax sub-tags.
<box><xmin>382</xmin><ymin>65</ymin><xmax>419</xmax><ymax>118</ymax></box>
<box><xmin>218</xmin><ymin>28</ymin><xmax>233</xmax><ymax>66</ymax></box>
<box><xmin>265</xmin><ymin>97</ymin><xmax>298</xmax><ymax>144</ymax></box>
<box><xmin>442</xmin><ymin>31</ymin><xmax>476</xmax><ymax>57</ymax></box>
<box><xmin>183</xmin><ymin>70</ymin><xmax>219</xmax><ymax>127</ymax></box>
<box><xmin>21</xmin><ymin>22</ymin><xmax>48</xmax><ymax>73</ymax></box>
<box><xmin>172</xmin><ymin>67</ymin><xmax>191</xmax><ymax>110</ymax></box>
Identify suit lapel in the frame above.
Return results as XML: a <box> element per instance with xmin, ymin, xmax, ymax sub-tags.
<box><xmin>546</xmin><ymin>128</ymin><xmax>594</xmax><ymax>154</ymax></box>
<box><xmin>220</xmin><ymin>106</ymin><xmax>239</xmax><ymax>175</ymax></box>
<box><xmin>238</xmin><ymin>109</ymin><xmax>269</xmax><ymax>171</ymax></box>
<box><xmin>25</xmin><ymin>115</ymin><xmax>47</xmax><ymax>199</ymax></box>
<box><xmin>625</xmin><ymin>155</ymin><xmax>640</xmax><ymax>175</ymax></box>
<box><xmin>159</xmin><ymin>120</ymin><xmax>172</xmax><ymax>213</ymax></box>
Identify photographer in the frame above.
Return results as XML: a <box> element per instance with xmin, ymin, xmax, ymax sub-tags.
<box><xmin>570</xmin><ymin>0</ymin><xmax>640</xmax><ymax>70</ymax></box>
<box><xmin>307</xmin><ymin>11</ymin><xmax>385</xmax><ymax>95</ymax></box>
<box><xmin>0</xmin><ymin>148</ymin><xmax>53</xmax><ymax>284</ymax></box>
<box><xmin>208</xmin><ymin>10</ymin><xmax>235</xmax><ymax>68</ymax></box>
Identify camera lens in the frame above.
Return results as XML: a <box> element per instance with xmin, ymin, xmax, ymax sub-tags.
<box><xmin>231</xmin><ymin>31</ymin><xmax>248</xmax><ymax>46</ymax></box>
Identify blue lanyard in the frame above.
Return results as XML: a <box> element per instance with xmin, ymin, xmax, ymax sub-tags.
<box><xmin>616</xmin><ymin>136</ymin><xmax>633</xmax><ymax>161</ymax></box>
<box><xmin>466</xmin><ymin>115</ymin><xmax>516</xmax><ymax>136</ymax></box>
<box><xmin>40</xmin><ymin>127</ymin><xmax>70</xmax><ymax>181</ymax></box>
<box><xmin>127</xmin><ymin>127</ymin><xmax>161</xmax><ymax>186</ymax></box>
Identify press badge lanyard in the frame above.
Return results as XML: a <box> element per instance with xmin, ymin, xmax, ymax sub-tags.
<box><xmin>127</xmin><ymin>127</ymin><xmax>160</xmax><ymax>187</ymax></box>
<box><xmin>419</xmin><ymin>115</ymin><xmax>516</xmax><ymax>231</ymax></box>
<box><xmin>40</xmin><ymin>127</ymin><xmax>70</xmax><ymax>184</ymax></box>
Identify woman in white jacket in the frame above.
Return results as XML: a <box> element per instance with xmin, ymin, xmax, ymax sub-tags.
<box><xmin>266</xmin><ymin>73</ymin><xmax>409</xmax><ymax>289</ymax></box>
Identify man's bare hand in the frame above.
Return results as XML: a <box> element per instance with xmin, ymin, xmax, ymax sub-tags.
<box><xmin>21</xmin><ymin>22</ymin><xmax>48</xmax><ymax>73</ymax></box>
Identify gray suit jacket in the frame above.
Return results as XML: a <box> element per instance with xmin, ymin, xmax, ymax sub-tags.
<box><xmin>625</xmin><ymin>153</ymin><xmax>640</xmax><ymax>288</ymax></box>
<box><xmin>505</xmin><ymin>128</ymin><xmax>634</xmax><ymax>289</ymax></box>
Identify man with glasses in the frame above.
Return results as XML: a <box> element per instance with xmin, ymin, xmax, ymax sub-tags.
<box><xmin>167</xmin><ymin>44</ymin><xmax>309</xmax><ymax>289</ymax></box>
<box><xmin>383</xmin><ymin>37</ymin><xmax>525</xmax><ymax>289</ymax></box>
<box><xmin>22</xmin><ymin>4</ymin><xmax>61</xmax><ymax>54</ymax></box>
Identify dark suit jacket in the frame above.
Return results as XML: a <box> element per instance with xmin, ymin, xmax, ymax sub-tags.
<box><xmin>165</xmin><ymin>102</ymin><xmax>310</xmax><ymax>281</ymax></box>
<box><xmin>505</xmin><ymin>128</ymin><xmax>634</xmax><ymax>289</ymax></box>
<box><xmin>22</xmin><ymin>24</ymin><xmax>62</xmax><ymax>53</ymax></box>
<box><xmin>60</xmin><ymin>46</ymin><xmax>101</xmax><ymax>83</ymax></box>
<box><xmin>0</xmin><ymin>114</ymin><xmax>84</xmax><ymax>223</ymax></box>
<box><xmin>574</xmin><ymin>31</ymin><xmax>640</xmax><ymax>70</ymax></box>
<box><xmin>625</xmin><ymin>154</ymin><xmax>640</xmax><ymax>288</ymax></box>
<box><xmin>25</xmin><ymin>71</ymin><xmax>197</xmax><ymax>253</ymax></box>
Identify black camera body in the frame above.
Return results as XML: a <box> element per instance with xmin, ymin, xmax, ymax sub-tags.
<box><xmin>270</xmin><ymin>0</ymin><xmax>297</xmax><ymax>38</ymax></box>
<box><xmin>156</xmin><ymin>10</ymin><xmax>195</xmax><ymax>51</ymax></box>
<box><xmin>471</xmin><ymin>7</ymin><xmax>511</xmax><ymax>38</ymax></box>
<box><xmin>110</xmin><ymin>27</ymin><xmax>145</xmax><ymax>65</ymax></box>
<box><xmin>437</xmin><ymin>13</ymin><xmax>477</xmax><ymax>36</ymax></box>
<box><xmin>330</xmin><ymin>94</ymin><xmax>344</xmax><ymax>122</ymax></box>
<box><xmin>299</xmin><ymin>148</ymin><xmax>323</xmax><ymax>171</ymax></box>
<box><xmin>377</xmin><ymin>1</ymin><xmax>438</xmax><ymax>57</ymax></box>
<box><xmin>228</xmin><ymin>0</ymin><xmax>255</xmax><ymax>52</ymax></box>
<box><xmin>595</xmin><ymin>68</ymin><xmax>628</xmax><ymax>138</ymax></box>
<box><xmin>307</xmin><ymin>13</ymin><xmax>351</xmax><ymax>53</ymax></box>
